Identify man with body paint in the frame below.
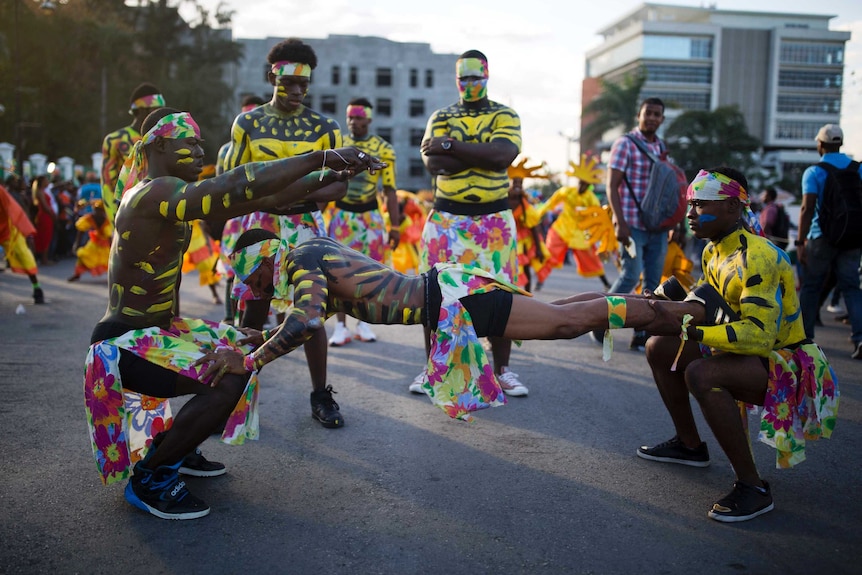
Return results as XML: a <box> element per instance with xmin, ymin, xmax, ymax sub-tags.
<box><xmin>222</xmin><ymin>38</ymin><xmax>348</xmax><ymax>429</ymax></box>
<box><xmin>100</xmin><ymin>83</ymin><xmax>165</xmax><ymax>223</ymax></box>
<box><xmin>416</xmin><ymin>49</ymin><xmax>529</xmax><ymax>397</ymax></box>
<box><xmin>83</xmin><ymin>106</ymin><xmax>382</xmax><ymax>520</ymax></box>
<box><xmin>327</xmin><ymin>97</ymin><xmax>400</xmax><ymax>346</ymax></box>
<box><xmin>200</xmin><ymin>231</ymin><xmax>703</xmax><ymax>424</ymax></box>
<box><xmin>212</xmin><ymin>95</ymin><xmax>266</xmax><ymax>324</ymax></box>
<box><xmin>639</xmin><ymin>166</ymin><xmax>838</xmax><ymax>523</ymax></box>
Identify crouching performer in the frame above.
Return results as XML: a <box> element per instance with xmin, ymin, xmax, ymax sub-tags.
<box><xmin>83</xmin><ymin>106</ymin><xmax>383</xmax><ymax>520</ymax></box>
<box><xmin>640</xmin><ymin>167</ymin><xmax>839</xmax><ymax>523</ymax></box>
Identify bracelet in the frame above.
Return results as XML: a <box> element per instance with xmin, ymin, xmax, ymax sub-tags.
<box><xmin>319</xmin><ymin>149</ymin><xmax>349</xmax><ymax>181</ymax></box>
<box><xmin>243</xmin><ymin>354</ymin><xmax>258</xmax><ymax>372</ymax></box>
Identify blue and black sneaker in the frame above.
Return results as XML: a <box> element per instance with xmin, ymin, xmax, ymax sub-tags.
<box><xmin>125</xmin><ymin>460</ymin><xmax>210</xmax><ymax>520</ymax></box>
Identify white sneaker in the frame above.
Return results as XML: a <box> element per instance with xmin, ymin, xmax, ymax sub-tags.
<box><xmin>826</xmin><ymin>304</ymin><xmax>845</xmax><ymax>314</ymax></box>
<box><xmin>498</xmin><ymin>367</ymin><xmax>528</xmax><ymax>397</ymax></box>
<box><xmin>409</xmin><ymin>372</ymin><xmax>426</xmax><ymax>394</ymax></box>
<box><xmin>328</xmin><ymin>322</ymin><xmax>352</xmax><ymax>347</ymax></box>
<box><xmin>354</xmin><ymin>321</ymin><xmax>377</xmax><ymax>342</ymax></box>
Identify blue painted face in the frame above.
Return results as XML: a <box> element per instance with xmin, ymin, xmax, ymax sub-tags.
<box><xmin>697</xmin><ymin>214</ymin><xmax>717</xmax><ymax>223</ymax></box>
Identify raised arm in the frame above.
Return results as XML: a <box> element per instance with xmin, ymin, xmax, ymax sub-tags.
<box><xmin>143</xmin><ymin>148</ymin><xmax>384</xmax><ymax>223</ymax></box>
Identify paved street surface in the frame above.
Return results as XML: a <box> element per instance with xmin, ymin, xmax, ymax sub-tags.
<box><xmin>1</xmin><ymin>256</ymin><xmax>860</xmax><ymax>575</ymax></box>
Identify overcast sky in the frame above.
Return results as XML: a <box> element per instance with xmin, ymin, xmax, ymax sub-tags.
<box><xmin>180</xmin><ymin>0</ymin><xmax>861</xmax><ymax>175</ymax></box>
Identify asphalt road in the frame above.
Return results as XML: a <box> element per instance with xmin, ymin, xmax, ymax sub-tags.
<box><xmin>1</xmin><ymin>256</ymin><xmax>860</xmax><ymax>575</ymax></box>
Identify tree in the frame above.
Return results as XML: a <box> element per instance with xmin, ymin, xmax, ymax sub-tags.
<box><xmin>664</xmin><ymin>106</ymin><xmax>761</xmax><ymax>182</ymax></box>
<box><xmin>0</xmin><ymin>0</ymin><xmax>241</xmax><ymax>173</ymax></box>
<box><xmin>581</xmin><ymin>69</ymin><xmax>646</xmax><ymax>151</ymax></box>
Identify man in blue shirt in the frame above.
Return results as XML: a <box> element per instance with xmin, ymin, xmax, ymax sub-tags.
<box><xmin>797</xmin><ymin>123</ymin><xmax>862</xmax><ymax>358</ymax></box>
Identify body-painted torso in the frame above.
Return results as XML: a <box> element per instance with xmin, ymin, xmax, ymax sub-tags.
<box><xmin>102</xmin><ymin>180</ymin><xmax>190</xmax><ymax>329</ymax></box>
<box><xmin>341</xmin><ymin>134</ymin><xmax>396</xmax><ymax>204</ymax></box>
<box><xmin>224</xmin><ymin>103</ymin><xmax>341</xmax><ymax>168</ymax></box>
<box><xmin>424</xmin><ymin>100</ymin><xmax>521</xmax><ymax>204</ymax></box>
<box><xmin>695</xmin><ymin>228</ymin><xmax>807</xmax><ymax>356</ymax></box>
<box><xmin>101</xmin><ymin>125</ymin><xmax>140</xmax><ymax>221</ymax></box>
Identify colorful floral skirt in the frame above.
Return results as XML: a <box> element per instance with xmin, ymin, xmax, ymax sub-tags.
<box><xmin>83</xmin><ymin>318</ymin><xmax>259</xmax><ymax>485</ymax></box>
<box><xmin>416</xmin><ymin>265</ymin><xmax>529</xmax><ymax>422</ymax></box>
<box><xmin>759</xmin><ymin>343</ymin><xmax>839</xmax><ymax>468</ymax></box>
<box><xmin>327</xmin><ymin>207</ymin><xmax>389</xmax><ymax>264</ymax></box>
<box><xmin>420</xmin><ymin>209</ymin><xmax>518</xmax><ymax>285</ymax></box>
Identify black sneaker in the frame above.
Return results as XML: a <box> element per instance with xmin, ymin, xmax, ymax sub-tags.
<box><xmin>310</xmin><ymin>385</ymin><xmax>344</xmax><ymax>428</ymax></box>
<box><xmin>708</xmin><ymin>480</ymin><xmax>774</xmax><ymax>523</ymax></box>
<box><xmin>589</xmin><ymin>329</ymin><xmax>604</xmax><ymax>346</ymax></box>
<box><xmin>179</xmin><ymin>448</ymin><xmax>226</xmax><ymax>477</ymax></box>
<box><xmin>851</xmin><ymin>342</ymin><xmax>862</xmax><ymax>360</ymax></box>
<box><xmin>33</xmin><ymin>287</ymin><xmax>44</xmax><ymax>304</ymax></box>
<box><xmin>124</xmin><ymin>461</ymin><xmax>210</xmax><ymax>520</ymax></box>
<box><xmin>637</xmin><ymin>436</ymin><xmax>711</xmax><ymax>467</ymax></box>
<box><xmin>629</xmin><ymin>332</ymin><xmax>650</xmax><ymax>352</ymax></box>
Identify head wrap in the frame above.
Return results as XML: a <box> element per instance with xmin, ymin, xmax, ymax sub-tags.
<box><xmin>687</xmin><ymin>170</ymin><xmax>763</xmax><ymax>236</ymax></box>
<box><xmin>271</xmin><ymin>61</ymin><xmax>312</xmax><ymax>77</ymax></box>
<box><xmin>346</xmin><ymin>105</ymin><xmax>372</xmax><ymax>119</ymax></box>
<box><xmin>115</xmin><ymin>112</ymin><xmax>202</xmax><ymax>201</ymax></box>
<box><xmin>130</xmin><ymin>93</ymin><xmax>166</xmax><ymax>111</ymax></box>
<box><xmin>230</xmin><ymin>238</ymin><xmax>280</xmax><ymax>281</ymax></box>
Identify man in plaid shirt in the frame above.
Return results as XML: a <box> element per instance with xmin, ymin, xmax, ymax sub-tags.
<box><xmin>598</xmin><ymin>97</ymin><xmax>669</xmax><ymax>351</ymax></box>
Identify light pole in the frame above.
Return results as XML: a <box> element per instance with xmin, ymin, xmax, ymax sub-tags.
<box><xmin>12</xmin><ymin>0</ymin><xmax>69</xmax><ymax>177</ymax></box>
<box><xmin>558</xmin><ymin>130</ymin><xmax>580</xmax><ymax>185</ymax></box>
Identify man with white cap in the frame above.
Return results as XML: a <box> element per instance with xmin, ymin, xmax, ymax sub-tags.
<box><xmin>797</xmin><ymin>123</ymin><xmax>862</xmax><ymax>359</ymax></box>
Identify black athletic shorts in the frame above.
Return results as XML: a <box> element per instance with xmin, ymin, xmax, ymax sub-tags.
<box><xmin>90</xmin><ymin>321</ymin><xmax>180</xmax><ymax>398</ymax></box>
<box><xmin>425</xmin><ymin>269</ymin><xmax>513</xmax><ymax>338</ymax></box>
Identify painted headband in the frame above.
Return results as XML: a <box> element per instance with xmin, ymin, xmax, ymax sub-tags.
<box><xmin>115</xmin><ymin>112</ymin><xmax>201</xmax><ymax>200</ymax></box>
<box><xmin>456</xmin><ymin>57</ymin><xmax>489</xmax><ymax>79</ymax></box>
<box><xmin>141</xmin><ymin>112</ymin><xmax>201</xmax><ymax>145</ymax></box>
<box><xmin>687</xmin><ymin>170</ymin><xmax>749</xmax><ymax>206</ymax></box>
<box><xmin>271</xmin><ymin>61</ymin><xmax>312</xmax><ymax>77</ymax></box>
<box><xmin>230</xmin><ymin>239</ymin><xmax>281</xmax><ymax>281</ymax></box>
<box><xmin>346</xmin><ymin>105</ymin><xmax>372</xmax><ymax>119</ymax></box>
<box><xmin>130</xmin><ymin>94</ymin><xmax>166</xmax><ymax>111</ymax></box>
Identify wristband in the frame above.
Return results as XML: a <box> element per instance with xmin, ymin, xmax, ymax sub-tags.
<box><xmin>243</xmin><ymin>354</ymin><xmax>258</xmax><ymax>372</ymax></box>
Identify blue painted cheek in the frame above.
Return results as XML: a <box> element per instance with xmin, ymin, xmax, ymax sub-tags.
<box><xmin>698</xmin><ymin>214</ymin><xmax>717</xmax><ymax>223</ymax></box>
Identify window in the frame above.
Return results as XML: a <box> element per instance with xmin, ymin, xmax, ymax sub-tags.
<box><xmin>409</xmin><ymin>99</ymin><xmax>425</xmax><ymax>118</ymax></box>
<box><xmin>781</xmin><ymin>42</ymin><xmax>844</xmax><ymax>65</ymax></box>
<box><xmin>410</xmin><ymin>128</ymin><xmax>425</xmax><ymax>147</ymax></box>
<box><xmin>643</xmin><ymin>90</ymin><xmax>710</xmax><ymax>110</ymax></box>
<box><xmin>409</xmin><ymin>158</ymin><xmax>426</xmax><ymax>177</ymax></box>
<box><xmin>425</xmin><ymin>69</ymin><xmax>434</xmax><ymax>88</ymax></box>
<box><xmin>778</xmin><ymin>70</ymin><xmax>843</xmax><ymax>89</ymax></box>
<box><xmin>262</xmin><ymin>63</ymin><xmax>271</xmax><ymax>83</ymax></box>
<box><xmin>410</xmin><ymin>68</ymin><xmax>418</xmax><ymax>88</ymax></box>
<box><xmin>320</xmin><ymin>95</ymin><xmax>337</xmax><ymax>115</ymax></box>
<box><xmin>775</xmin><ymin>120</ymin><xmax>826</xmax><ymax>141</ymax></box>
<box><xmin>642</xmin><ymin>64</ymin><xmax>712</xmax><ymax>84</ymax></box>
<box><xmin>377</xmin><ymin>127</ymin><xmax>393</xmax><ymax>143</ymax></box>
<box><xmin>777</xmin><ymin>95</ymin><xmax>840</xmax><ymax>114</ymax></box>
<box><xmin>349</xmin><ymin>66</ymin><xmax>358</xmax><ymax>86</ymax></box>
<box><xmin>376</xmin><ymin>98</ymin><xmax>392</xmax><ymax>117</ymax></box>
<box><xmin>331</xmin><ymin>66</ymin><xmax>340</xmax><ymax>85</ymax></box>
<box><xmin>376</xmin><ymin>67</ymin><xmax>392</xmax><ymax>87</ymax></box>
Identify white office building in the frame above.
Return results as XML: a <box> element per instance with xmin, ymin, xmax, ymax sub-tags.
<box><xmin>583</xmin><ymin>2</ymin><xmax>851</xmax><ymax>180</ymax></box>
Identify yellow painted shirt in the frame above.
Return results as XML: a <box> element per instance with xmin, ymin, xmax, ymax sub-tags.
<box><xmin>224</xmin><ymin>103</ymin><xmax>342</xmax><ymax>168</ymax></box>
<box><xmin>341</xmin><ymin>134</ymin><xmax>397</xmax><ymax>204</ymax></box>
<box><xmin>695</xmin><ymin>227</ymin><xmax>807</xmax><ymax>356</ymax></box>
<box><xmin>100</xmin><ymin>125</ymin><xmax>140</xmax><ymax>223</ymax></box>
<box><xmin>423</xmin><ymin>100</ymin><xmax>521</xmax><ymax>204</ymax></box>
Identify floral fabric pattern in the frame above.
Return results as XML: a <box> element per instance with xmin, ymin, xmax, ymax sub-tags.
<box><xmin>83</xmin><ymin>317</ymin><xmax>259</xmax><ymax>485</ymax></box>
<box><xmin>327</xmin><ymin>207</ymin><xmax>390</xmax><ymax>264</ymax></box>
<box><xmin>759</xmin><ymin>343</ymin><xmax>839</xmax><ymax>468</ymax></box>
<box><xmin>417</xmin><ymin>265</ymin><xmax>528</xmax><ymax>422</ymax></box>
